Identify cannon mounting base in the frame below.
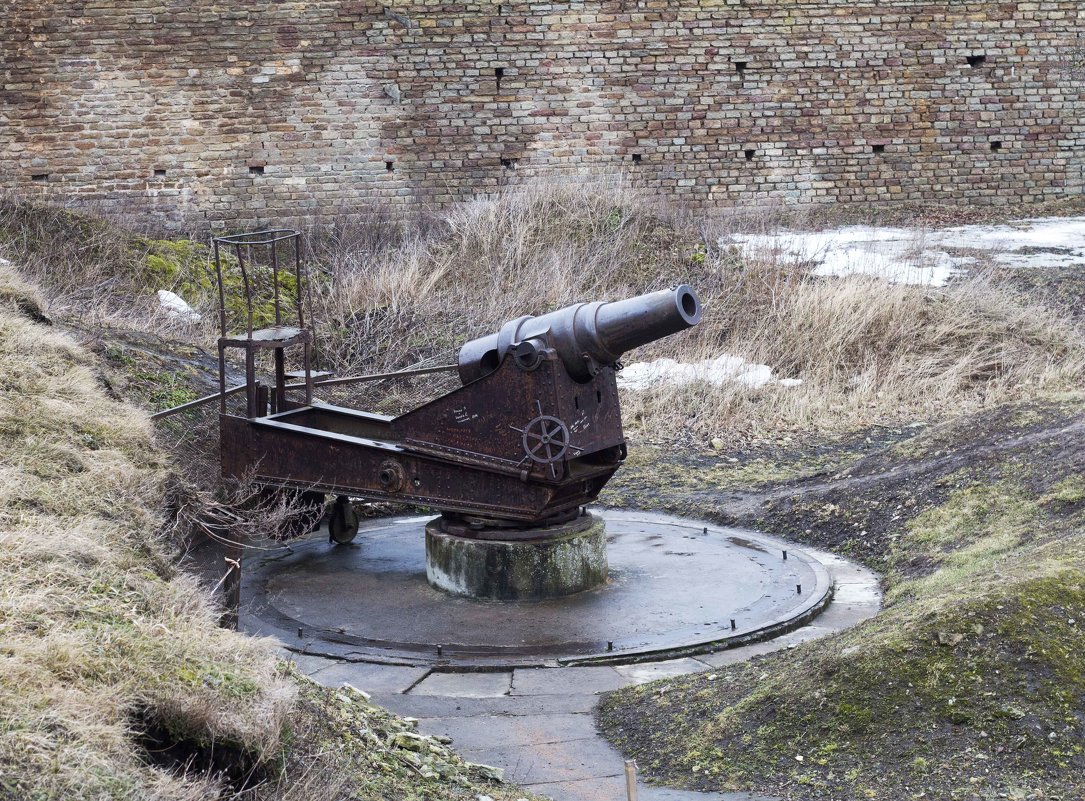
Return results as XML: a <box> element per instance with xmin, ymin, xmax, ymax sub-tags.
<box><xmin>425</xmin><ymin>512</ymin><xmax>608</xmax><ymax>600</ymax></box>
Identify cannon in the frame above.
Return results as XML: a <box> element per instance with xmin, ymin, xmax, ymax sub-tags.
<box><xmin>458</xmin><ymin>286</ymin><xmax>702</xmax><ymax>383</ymax></box>
<box><xmin>175</xmin><ymin>230</ymin><xmax>702</xmax><ymax>598</ymax></box>
<box><xmin>217</xmin><ymin>281</ymin><xmax>701</xmax><ymax>535</ymax></box>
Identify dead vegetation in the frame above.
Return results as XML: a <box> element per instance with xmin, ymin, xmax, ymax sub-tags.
<box><xmin>0</xmin><ymin>262</ymin><xmax>294</xmax><ymax>799</ymax></box>
<box><xmin>0</xmin><ymin>263</ymin><xmax>526</xmax><ymax>801</ymax></box>
<box><xmin>4</xmin><ymin>180</ymin><xmax>1082</xmax><ymax>448</ymax></box>
<box><xmin>301</xmin><ymin>179</ymin><xmax>1085</xmax><ymax>444</ymax></box>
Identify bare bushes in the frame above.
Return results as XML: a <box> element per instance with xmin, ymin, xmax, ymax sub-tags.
<box><xmin>307</xmin><ymin>179</ymin><xmax>1084</xmax><ymax>443</ymax></box>
<box><xmin>307</xmin><ymin>177</ymin><xmax>721</xmax><ymax>376</ymax></box>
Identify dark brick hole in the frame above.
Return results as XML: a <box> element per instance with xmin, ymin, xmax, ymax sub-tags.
<box><xmin>744</xmin><ymin>149</ymin><xmax>756</xmax><ymax>161</ymax></box>
<box><xmin>501</xmin><ymin>157</ymin><xmax>517</xmax><ymax>170</ymax></box>
<box><xmin>872</xmin><ymin>144</ymin><xmax>886</xmax><ymax>154</ymax></box>
<box><xmin>385</xmin><ymin>160</ymin><xmax>395</xmax><ymax>172</ymax></box>
<box><xmin>967</xmin><ymin>54</ymin><xmax>986</xmax><ymax>67</ymax></box>
<box><xmin>631</xmin><ymin>153</ymin><xmax>643</xmax><ymax>163</ymax></box>
<box><xmin>30</xmin><ymin>173</ymin><xmax>49</xmax><ymax>182</ymax></box>
<box><xmin>990</xmin><ymin>141</ymin><xmax>1003</xmax><ymax>151</ymax></box>
<box><xmin>249</xmin><ymin>165</ymin><xmax>265</xmax><ymax>176</ymax></box>
<box><xmin>154</xmin><ymin>169</ymin><xmax>168</xmax><ymax>177</ymax></box>
<box><xmin>734</xmin><ymin>60</ymin><xmax>748</xmax><ymax>74</ymax></box>
<box><xmin>130</xmin><ymin>706</ymin><xmax>269</xmax><ymax>797</ymax></box>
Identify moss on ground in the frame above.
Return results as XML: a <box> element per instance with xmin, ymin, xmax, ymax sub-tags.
<box><xmin>0</xmin><ymin>198</ymin><xmax>307</xmax><ymax>331</ymax></box>
<box><xmin>142</xmin><ymin>237</ymin><xmax>305</xmax><ymax>330</ymax></box>
<box><xmin>599</xmin><ymin>394</ymin><xmax>1085</xmax><ymax>800</ymax></box>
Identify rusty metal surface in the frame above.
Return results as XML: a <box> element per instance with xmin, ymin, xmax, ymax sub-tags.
<box><xmin>208</xmin><ymin>228</ymin><xmax>701</xmax><ymax>530</ymax></box>
<box><xmin>239</xmin><ymin>510</ymin><xmax>833</xmax><ymax>668</ymax></box>
<box><xmin>212</xmin><ymin>229</ymin><xmax>314</xmax><ymax>417</ymax></box>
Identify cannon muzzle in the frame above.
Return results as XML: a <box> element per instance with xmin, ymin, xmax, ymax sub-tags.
<box><xmin>458</xmin><ymin>285</ymin><xmax>702</xmax><ymax>384</ymax></box>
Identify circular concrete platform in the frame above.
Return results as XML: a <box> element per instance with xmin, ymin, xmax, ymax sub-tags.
<box><xmin>241</xmin><ymin>509</ymin><xmax>833</xmax><ymax>667</ymax></box>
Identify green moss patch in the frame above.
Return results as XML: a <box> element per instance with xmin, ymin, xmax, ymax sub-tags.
<box><xmin>142</xmin><ymin>237</ymin><xmax>305</xmax><ymax>330</ymax></box>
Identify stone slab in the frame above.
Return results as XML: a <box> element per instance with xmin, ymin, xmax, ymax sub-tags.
<box><xmin>615</xmin><ymin>657</ymin><xmax>707</xmax><ymax>684</ymax></box>
<box><xmin>512</xmin><ymin>666</ymin><xmax>628</xmax><ymax>696</ymax></box>
<box><xmin>811</xmin><ymin>602</ymin><xmax>879</xmax><ymax>630</ymax></box>
<box><xmin>830</xmin><ymin>581</ymin><xmax>882</xmax><ymax>604</ymax></box>
<box><xmin>377</xmin><ymin>692</ymin><xmax>602</xmax><ymax>719</ymax></box>
<box><xmin>416</xmin><ymin>713</ymin><xmax>597</xmax><ymax>751</ymax></box>
<box><xmin>306</xmin><ymin>661</ymin><xmax>430</xmax><ymax>695</ymax></box>
<box><xmin>410</xmin><ymin>671</ymin><xmax>513</xmax><ymax>698</ymax></box>
<box><xmin>456</xmin><ymin>736</ymin><xmax>628</xmax><ymax>785</ymax></box>
<box><xmin>283</xmin><ymin>652</ymin><xmax>339</xmax><ymax>677</ymax></box>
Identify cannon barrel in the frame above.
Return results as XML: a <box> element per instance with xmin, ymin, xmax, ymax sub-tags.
<box><xmin>458</xmin><ymin>285</ymin><xmax>702</xmax><ymax>384</ymax></box>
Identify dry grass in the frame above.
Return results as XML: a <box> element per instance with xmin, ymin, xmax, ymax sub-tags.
<box><xmin>0</xmin><ymin>262</ymin><xmax>539</xmax><ymax>801</ymax></box>
<box><xmin>0</xmin><ymin>195</ymin><xmax>210</xmax><ymax>339</ymax></box>
<box><xmin>622</xmin><ymin>273</ymin><xmax>1084</xmax><ymax>443</ymax></box>
<box><xmin>0</xmin><ymin>263</ymin><xmax>295</xmax><ymax>800</ymax></box>
<box><xmin>302</xmin><ymin>178</ymin><xmax>1085</xmax><ymax>444</ymax></box>
<box><xmin>4</xmin><ymin>179</ymin><xmax>1082</xmax><ymax>448</ymax></box>
<box><xmin>305</xmin><ymin>177</ymin><xmax>720</xmax><ymax>376</ymax></box>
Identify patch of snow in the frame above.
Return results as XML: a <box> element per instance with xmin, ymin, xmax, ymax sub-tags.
<box><xmin>617</xmin><ymin>355</ymin><xmax>799</xmax><ymax>391</ymax></box>
<box><xmin>725</xmin><ymin>215</ymin><xmax>1085</xmax><ymax>287</ymax></box>
<box><xmin>933</xmin><ymin>217</ymin><xmax>1085</xmax><ymax>270</ymax></box>
<box><xmin>727</xmin><ymin>226</ymin><xmax>973</xmax><ymax>286</ymax></box>
<box><xmin>157</xmin><ymin>289</ymin><xmax>201</xmax><ymax>322</ymax></box>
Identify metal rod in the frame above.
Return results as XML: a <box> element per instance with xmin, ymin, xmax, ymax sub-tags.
<box><xmin>294</xmin><ymin>234</ymin><xmax>306</xmax><ymax>330</ymax></box>
<box><xmin>236</xmin><ymin>243</ymin><xmax>253</xmax><ymax>338</ymax></box>
<box><xmin>245</xmin><ymin>351</ymin><xmax>258</xmax><ymax>417</ymax></box>
<box><xmin>282</xmin><ymin>363</ymin><xmax>458</xmax><ymax>390</ymax></box>
<box><xmin>624</xmin><ymin>760</ymin><xmax>638</xmax><ymax>801</ymax></box>
<box><xmin>303</xmin><ymin>341</ymin><xmax>313</xmax><ymax>405</ymax></box>
<box><xmin>271</xmin><ymin>237</ymin><xmax>281</xmax><ymax>326</ymax></box>
<box><xmin>213</xmin><ymin>239</ymin><xmax>226</xmax><ymax>338</ymax></box>
<box><xmin>151</xmin><ymin>364</ymin><xmax>458</xmax><ymax>420</ymax></box>
<box><xmin>213</xmin><ymin>229</ymin><xmax>299</xmax><ymax>247</ymax></box>
<box><xmin>217</xmin><ymin>343</ymin><xmax>229</xmax><ymax>414</ymax></box>
<box><xmin>274</xmin><ymin>347</ymin><xmax>286</xmax><ymax>413</ymax></box>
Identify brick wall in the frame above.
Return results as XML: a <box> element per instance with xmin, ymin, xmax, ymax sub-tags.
<box><xmin>2</xmin><ymin>1</ymin><xmax>1083</xmax><ymax>228</ymax></box>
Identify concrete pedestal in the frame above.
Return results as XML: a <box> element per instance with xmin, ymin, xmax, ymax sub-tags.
<box><xmin>425</xmin><ymin>513</ymin><xmax>608</xmax><ymax>600</ymax></box>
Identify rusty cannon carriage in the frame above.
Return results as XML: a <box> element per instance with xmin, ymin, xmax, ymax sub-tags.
<box><xmin>164</xmin><ymin>229</ymin><xmax>701</xmax><ymax>600</ymax></box>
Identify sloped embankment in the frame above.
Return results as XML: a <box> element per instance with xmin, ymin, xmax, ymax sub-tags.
<box><xmin>599</xmin><ymin>398</ymin><xmax>1085</xmax><ymax>800</ymax></box>
<box><xmin>0</xmin><ymin>264</ymin><xmax>527</xmax><ymax>800</ymax></box>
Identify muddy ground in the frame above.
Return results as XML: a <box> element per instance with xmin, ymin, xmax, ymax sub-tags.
<box><xmin>597</xmin><ymin>393</ymin><xmax>1085</xmax><ymax>800</ymax></box>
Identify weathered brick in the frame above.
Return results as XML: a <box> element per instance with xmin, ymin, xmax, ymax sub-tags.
<box><xmin>0</xmin><ymin>0</ymin><xmax>1082</xmax><ymax>229</ymax></box>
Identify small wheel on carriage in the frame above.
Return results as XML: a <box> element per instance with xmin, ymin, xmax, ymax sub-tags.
<box><xmin>328</xmin><ymin>495</ymin><xmax>360</xmax><ymax>545</ymax></box>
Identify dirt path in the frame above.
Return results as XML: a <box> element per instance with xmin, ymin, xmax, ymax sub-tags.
<box><xmin>705</xmin><ymin>416</ymin><xmax>1085</xmax><ymax>520</ymax></box>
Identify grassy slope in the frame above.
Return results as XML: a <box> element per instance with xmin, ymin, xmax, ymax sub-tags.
<box><xmin>598</xmin><ymin>398</ymin><xmax>1085</xmax><ymax>800</ymax></box>
<box><xmin>0</xmin><ymin>265</ymin><xmax>529</xmax><ymax>801</ymax></box>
